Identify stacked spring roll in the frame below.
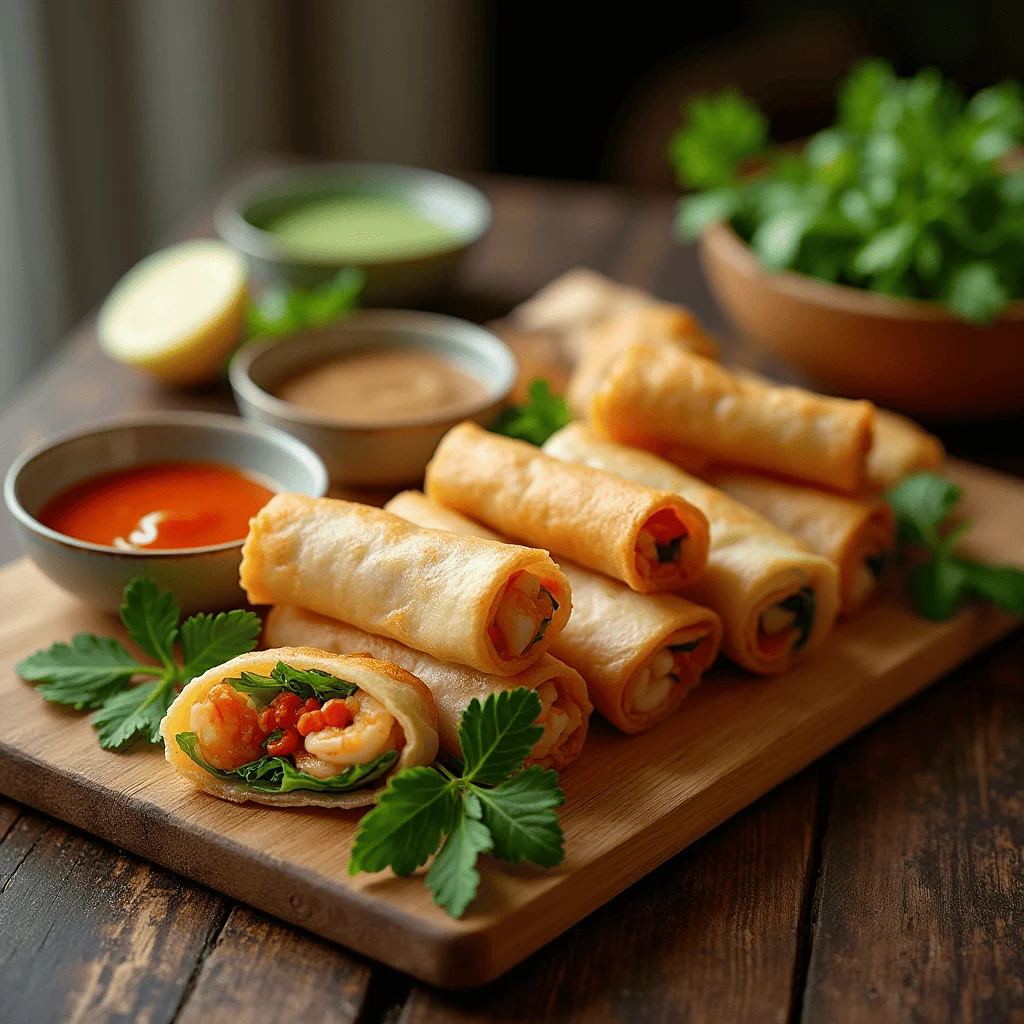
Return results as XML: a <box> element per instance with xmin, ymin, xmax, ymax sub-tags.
<box><xmin>866</xmin><ymin>409</ymin><xmax>945</xmax><ymax>492</ymax></box>
<box><xmin>706</xmin><ymin>472</ymin><xmax>896</xmax><ymax>617</ymax></box>
<box><xmin>544</xmin><ymin>423</ymin><xmax>841</xmax><ymax>674</ymax></box>
<box><xmin>162</xmin><ymin>648</ymin><xmax>439</xmax><ymax>807</ymax></box>
<box><xmin>577</xmin><ymin>339</ymin><xmax>875</xmax><ymax>494</ymax></box>
<box><xmin>385</xmin><ymin>490</ymin><xmax>723</xmax><ymax>735</ymax></box>
<box><xmin>241</xmin><ymin>494</ymin><xmax>572</xmax><ymax>675</ymax></box>
<box><xmin>424</xmin><ymin>422</ymin><xmax>711</xmax><ymax>594</ymax></box>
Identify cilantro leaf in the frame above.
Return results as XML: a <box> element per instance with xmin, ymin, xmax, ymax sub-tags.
<box><xmin>92</xmin><ymin>679</ymin><xmax>176</xmax><ymax>749</ymax></box>
<box><xmin>459</xmin><ymin>688</ymin><xmax>544</xmax><ymax>787</ymax></box>
<box><xmin>17</xmin><ymin>634</ymin><xmax>156</xmax><ymax>710</ymax></box>
<box><xmin>887</xmin><ymin>472</ymin><xmax>962</xmax><ymax>547</ymax></box>
<box><xmin>907</xmin><ymin>556</ymin><xmax>969</xmax><ymax>621</ymax></box>
<box><xmin>229</xmin><ymin>662</ymin><xmax>358</xmax><ymax>702</ymax></box>
<box><xmin>492</xmin><ymin>379</ymin><xmax>572</xmax><ymax>447</ymax></box>
<box><xmin>473</xmin><ymin>766</ymin><xmax>565</xmax><ymax>867</ymax></box>
<box><xmin>425</xmin><ymin>792</ymin><xmax>494</xmax><ymax>918</ymax></box>
<box><xmin>961</xmin><ymin>561</ymin><xmax>1024</xmax><ymax>613</ymax></box>
<box><xmin>348</xmin><ymin>767</ymin><xmax>460</xmax><ymax>877</ymax></box>
<box><xmin>119</xmin><ymin>578</ymin><xmax>180</xmax><ymax>671</ymax></box>
<box><xmin>180</xmin><ymin>609</ymin><xmax>263</xmax><ymax>682</ymax></box>
<box><xmin>246</xmin><ymin>267</ymin><xmax>364</xmax><ymax>340</ymax></box>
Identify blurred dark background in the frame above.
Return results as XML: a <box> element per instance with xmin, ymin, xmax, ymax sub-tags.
<box><xmin>0</xmin><ymin>0</ymin><xmax>1022</xmax><ymax>406</ymax></box>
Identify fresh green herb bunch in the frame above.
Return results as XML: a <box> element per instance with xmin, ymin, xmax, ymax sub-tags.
<box><xmin>670</xmin><ymin>60</ymin><xmax>1024</xmax><ymax>323</ymax></box>
<box><xmin>17</xmin><ymin>579</ymin><xmax>262</xmax><ymax>749</ymax></box>
<box><xmin>246</xmin><ymin>267</ymin><xmax>365</xmax><ymax>340</ymax></box>
<box><xmin>887</xmin><ymin>472</ymin><xmax>1024</xmax><ymax>619</ymax></box>
<box><xmin>492</xmin><ymin>378</ymin><xmax>572</xmax><ymax>447</ymax></box>
<box><xmin>349</xmin><ymin>687</ymin><xmax>564</xmax><ymax>918</ymax></box>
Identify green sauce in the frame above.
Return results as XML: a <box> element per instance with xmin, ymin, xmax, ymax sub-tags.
<box><xmin>266</xmin><ymin>195</ymin><xmax>460</xmax><ymax>261</ymax></box>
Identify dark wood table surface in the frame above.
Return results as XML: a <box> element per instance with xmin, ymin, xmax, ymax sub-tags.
<box><xmin>1</xmin><ymin>164</ymin><xmax>1022</xmax><ymax>1024</ymax></box>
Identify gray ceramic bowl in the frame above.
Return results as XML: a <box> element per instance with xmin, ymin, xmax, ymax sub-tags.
<box><xmin>4</xmin><ymin>412</ymin><xmax>328</xmax><ymax>614</ymax></box>
<box><xmin>230</xmin><ymin>309</ymin><xmax>517</xmax><ymax>486</ymax></box>
<box><xmin>214</xmin><ymin>162</ymin><xmax>491</xmax><ymax>305</ymax></box>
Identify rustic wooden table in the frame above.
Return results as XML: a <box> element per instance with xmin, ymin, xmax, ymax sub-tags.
<box><xmin>0</xmin><ymin>167</ymin><xmax>1021</xmax><ymax>1024</ymax></box>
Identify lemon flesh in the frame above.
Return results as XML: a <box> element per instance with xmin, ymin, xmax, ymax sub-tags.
<box><xmin>99</xmin><ymin>240</ymin><xmax>249</xmax><ymax>386</ymax></box>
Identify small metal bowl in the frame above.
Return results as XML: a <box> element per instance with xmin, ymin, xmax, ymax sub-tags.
<box><xmin>229</xmin><ymin>309</ymin><xmax>517</xmax><ymax>486</ymax></box>
<box><xmin>4</xmin><ymin>412</ymin><xmax>328</xmax><ymax>614</ymax></box>
<box><xmin>215</xmin><ymin>162</ymin><xmax>492</xmax><ymax>305</ymax></box>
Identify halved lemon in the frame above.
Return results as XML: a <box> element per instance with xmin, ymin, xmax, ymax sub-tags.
<box><xmin>98</xmin><ymin>239</ymin><xmax>249</xmax><ymax>386</ymax></box>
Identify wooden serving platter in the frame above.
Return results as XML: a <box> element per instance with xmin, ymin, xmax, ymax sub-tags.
<box><xmin>0</xmin><ymin>457</ymin><xmax>1020</xmax><ymax>989</ymax></box>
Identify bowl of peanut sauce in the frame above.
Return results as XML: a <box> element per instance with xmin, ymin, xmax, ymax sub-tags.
<box><xmin>229</xmin><ymin>310</ymin><xmax>517</xmax><ymax>486</ymax></box>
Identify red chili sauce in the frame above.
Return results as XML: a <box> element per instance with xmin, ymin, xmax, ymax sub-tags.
<box><xmin>38</xmin><ymin>461</ymin><xmax>275</xmax><ymax>550</ymax></box>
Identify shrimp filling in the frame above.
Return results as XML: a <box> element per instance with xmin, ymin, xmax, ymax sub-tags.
<box><xmin>629</xmin><ymin>638</ymin><xmax>704</xmax><ymax>715</ymax></box>
<box><xmin>183</xmin><ymin>665</ymin><xmax>404</xmax><ymax>791</ymax></box>
<box><xmin>635</xmin><ymin>508</ymin><xmax>688</xmax><ymax>580</ymax></box>
<box><xmin>758</xmin><ymin>586</ymin><xmax>816</xmax><ymax>655</ymax></box>
<box><xmin>530</xmin><ymin>680</ymin><xmax>584</xmax><ymax>762</ymax></box>
<box><xmin>490</xmin><ymin>570</ymin><xmax>560</xmax><ymax>658</ymax></box>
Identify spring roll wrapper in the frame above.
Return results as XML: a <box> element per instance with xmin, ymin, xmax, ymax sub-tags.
<box><xmin>240</xmin><ymin>493</ymin><xmax>571</xmax><ymax>677</ymax></box>
<box><xmin>264</xmin><ymin>606</ymin><xmax>591</xmax><ymax>772</ymax></box>
<box><xmin>544</xmin><ymin>424</ymin><xmax>841</xmax><ymax>674</ymax></box>
<box><xmin>866</xmin><ymin>409</ymin><xmax>945</xmax><ymax>493</ymax></box>
<box><xmin>584</xmin><ymin>340</ymin><xmax>875</xmax><ymax>494</ymax></box>
<box><xmin>708</xmin><ymin>472</ymin><xmax>896</xmax><ymax>617</ymax></box>
<box><xmin>424</xmin><ymin>422</ymin><xmax>710</xmax><ymax>594</ymax></box>
<box><xmin>386</xmin><ymin>491</ymin><xmax>723</xmax><ymax>734</ymax></box>
<box><xmin>161</xmin><ymin>648</ymin><xmax>439</xmax><ymax>809</ymax></box>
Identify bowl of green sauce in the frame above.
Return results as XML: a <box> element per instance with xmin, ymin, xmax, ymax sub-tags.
<box><xmin>215</xmin><ymin>162</ymin><xmax>491</xmax><ymax>306</ymax></box>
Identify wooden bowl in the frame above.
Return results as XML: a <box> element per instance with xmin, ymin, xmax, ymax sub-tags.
<box><xmin>698</xmin><ymin>221</ymin><xmax>1024</xmax><ymax>418</ymax></box>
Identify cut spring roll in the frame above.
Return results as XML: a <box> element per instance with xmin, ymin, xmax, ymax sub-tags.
<box><xmin>265</xmin><ymin>607</ymin><xmax>591</xmax><ymax>772</ymax></box>
<box><xmin>581</xmin><ymin>340</ymin><xmax>874</xmax><ymax>493</ymax></box>
<box><xmin>240</xmin><ymin>494</ymin><xmax>571</xmax><ymax>676</ymax></box>
<box><xmin>866</xmin><ymin>409</ymin><xmax>945</xmax><ymax>492</ymax></box>
<box><xmin>387</xmin><ymin>490</ymin><xmax>723</xmax><ymax>734</ymax></box>
<box><xmin>424</xmin><ymin>422</ymin><xmax>710</xmax><ymax>594</ymax></box>
<box><xmin>161</xmin><ymin>648</ymin><xmax>439</xmax><ymax>808</ymax></box>
<box><xmin>545</xmin><ymin>424</ymin><xmax>841</xmax><ymax>674</ymax></box>
<box><xmin>708</xmin><ymin>472</ymin><xmax>896</xmax><ymax>617</ymax></box>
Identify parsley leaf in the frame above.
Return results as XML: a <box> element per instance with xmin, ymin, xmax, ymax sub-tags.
<box><xmin>492</xmin><ymin>379</ymin><xmax>572</xmax><ymax>447</ymax></box>
<box><xmin>425</xmin><ymin>792</ymin><xmax>494</xmax><ymax>918</ymax></box>
<box><xmin>348</xmin><ymin>688</ymin><xmax>566</xmax><ymax>918</ymax></box>
<box><xmin>119</xmin><ymin>578</ymin><xmax>179</xmax><ymax>671</ymax></box>
<box><xmin>888</xmin><ymin>472</ymin><xmax>1024</xmax><ymax>620</ymax></box>
<box><xmin>19</xmin><ymin>577</ymin><xmax>263</xmax><ymax>751</ymax></box>
<box><xmin>16</xmin><ymin>634</ymin><xmax>156</xmax><ymax>709</ymax></box>
<box><xmin>180</xmin><ymin>610</ymin><xmax>262</xmax><ymax>681</ymax></box>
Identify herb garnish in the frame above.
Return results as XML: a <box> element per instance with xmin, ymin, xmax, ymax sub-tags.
<box><xmin>348</xmin><ymin>688</ymin><xmax>564</xmax><ymax>918</ymax></box>
<box><xmin>17</xmin><ymin>578</ymin><xmax>261</xmax><ymax>749</ymax></box>
<box><xmin>493</xmin><ymin>378</ymin><xmax>573</xmax><ymax>447</ymax></box>
<box><xmin>670</xmin><ymin>60</ymin><xmax>1024</xmax><ymax>323</ymax></box>
<box><xmin>246</xmin><ymin>267</ymin><xmax>365</xmax><ymax>340</ymax></box>
<box><xmin>887</xmin><ymin>472</ymin><xmax>1024</xmax><ymax>620</ymax></box>
<box><xmin>176</xmin><ymin>733</ymin><xmax>397</xmax><ymax>795</ymax></box>
<box><xmin>227</xmin><ymin>662</ymin><xmax>358</xmax><ymax>702</ymax></box>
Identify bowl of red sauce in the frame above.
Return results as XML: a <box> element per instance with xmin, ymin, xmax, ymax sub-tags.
<box><xmin>4</xmin><ymin>412</ymin><xmax>328</xmax><ymax>613</ymax></box>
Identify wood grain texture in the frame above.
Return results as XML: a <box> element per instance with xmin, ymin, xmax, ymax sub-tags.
<box><xmin>0</xmin><ymin>811</ymin><xmax>228</xmax><ymax>1024</ymax></box>
<box><xmin>175</xmin><ymin>907</ymin><xmax>373</xmax><ymax>1024</ymax></box>
<box><xmin>403</xmin><ymin>769</ymin><xmax>819</xmax><ymax>1024</ymax></box>
<box><xmin>0</xmin><ymin>461</ymin><xmax>1018</xmax><ymax>989</ymax></box>
<box><xmin>802</xmin><ymin>628</ymin><xmax>1024</xmax><ymax>1024</ymax></box>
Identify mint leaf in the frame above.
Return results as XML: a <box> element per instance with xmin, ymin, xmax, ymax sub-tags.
<box><xmin>17</xmin><ymin>634</ymin><xmax>156</xmax><ymax>710</ymax></box>
<box><xmin>425</xmin><ymin>792</ymin><xmax>493</xmax><ymax>918</ymax></box>
<box><xmin>492</xmin><ymin>379</ymin><xmax>572</xmax><ymax>447</ymax></box>
<box><xmin>348</xmin><ymin>767</ymin><xmax>460</xmax><ymax>877</ymax></box>
<box><xmin>92</xmin><ymin>679</ymin><xmax>176</xmax><ymax>749</ymax></box>
<box><xmin>180</xmin><ymin>609</ymin><xmax>262</xmax><ymax>682</ymax></box>
<box><xmin>459</xmin><ymin>688</ymin><xmax>544</xmax><ymax>787</ymax></box>
<box><xmin>887</xmin><ymin>472</ymin><xmax>962</xmax><ymax>547</ymax></box>
<box><xmin>473</xmin><ymin>766</ymin><xmax>564</xmax><ymax>867</ymax></box>
<box><xmin>119</xmin><ymin>578</ymin><xmax>180</xmax><ymax>672</ymax></box>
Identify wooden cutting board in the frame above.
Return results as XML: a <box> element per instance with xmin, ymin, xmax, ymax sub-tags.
<box><xmin>0</xmin><ymin>457</ymin><xmax>1020</xmax><ymax>989</ymax></box>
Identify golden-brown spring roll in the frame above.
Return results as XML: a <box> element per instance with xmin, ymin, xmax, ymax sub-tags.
<box><xmin>866</xmin><ymin>409</ymin><xmax>945</xmax><ymax>492</ymax></box>
<box><xmin>265</xmin><ymin>607</ymin><xmax>591</xmax><ymax>772</ymax></box>
<box><xmin>708</xmin><ymin>472</ymin><xmax>896</xmax><ymax>617</ymax></box>
<box><xmin>161</xmin><ymin>648</ymin><xmax>439</xmax><ymax>808</ymax></box>
<box><xmin>240</xmin><ymin>494</ymin><xmax>571</xmax><ymax>676</ymax></box>
<box><xmin>582</xmin><ymin>340</ymin><xmax>875</xmax><ymax>493</ymax></box>
<box><xmin>545</xmin><ymin>424</ymin><xmax>841</xmax><ymax>674</ymax></box>
<box><xmin>424</xmin><ymin>422</ymin><xmax>710</xmax><ymax>594</ymax></box>
<box><xmin>387</xmin><ymin>490</ymin><xmax>723</xmax><ymax>734</ymax></box>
